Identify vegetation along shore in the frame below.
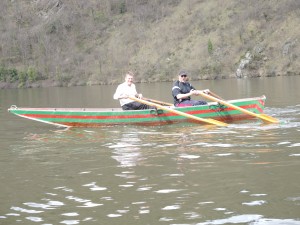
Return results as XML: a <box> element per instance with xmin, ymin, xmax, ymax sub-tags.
<box><xmin>0</xmin><ymin>0</ymin><xmax>299</xmax><ymax>89</ymax></box>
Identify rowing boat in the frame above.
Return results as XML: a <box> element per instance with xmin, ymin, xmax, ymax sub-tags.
<box><xmin>8</xmin><ymin>95</ymin><xmax>266</xmax><ymax>128</ymax></box>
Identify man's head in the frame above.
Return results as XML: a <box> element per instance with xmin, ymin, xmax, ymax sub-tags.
<box><xmin>125</xmin><ymin>71</ymin><xmax>134</xmax><ymax>86</ymax></box>
<box><xmin>178</xmin><ymin>70</ymin><xmax>188</xmax><ymax>82</ymax></box>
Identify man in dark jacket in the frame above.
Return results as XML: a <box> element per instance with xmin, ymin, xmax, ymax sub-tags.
<box><xmin>172</xmin><ymin>70</ymin><xmax>209</xmax><ymax>107</ymax></box>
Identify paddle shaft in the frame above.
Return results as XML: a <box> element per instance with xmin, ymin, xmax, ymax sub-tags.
<box><xmin>198</xmin><ymin>92</ymin><xmax>279</xmax><ymax>123</ymax></box>
<box><xmin>208</xmin><ymin>91</ymin><xmax>225</xmax><ymax>100</ymax></box>
<box><xmin>129</xmin><ymin>96</ymin><xmax>228</xmax><ymax>126</ymax></box>
<box><xmin>142</xmin><ymin>97</ymin><xmax>173</xmax><ymax>106</ymax></box>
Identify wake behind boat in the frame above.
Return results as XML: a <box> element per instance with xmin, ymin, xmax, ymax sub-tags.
<box><xmin>8</xmin><ymin>95</ymin><xmax>267</xmax><ymax>128</ymax></box>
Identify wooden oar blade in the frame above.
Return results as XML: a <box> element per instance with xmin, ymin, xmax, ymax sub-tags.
<box><xmin>198</xmin><ymin>91</ymin><xmax>279</xmax><ymax>124</ymax></box>
<box><xmin>205</xmin><ymin>118</ymin><xmax>228</xmax><ymax>127</ymax></box>
<box><xmin>258</xmin><ymin>114</ymin><xmax>280</xmax><ymax>123</ymax></box>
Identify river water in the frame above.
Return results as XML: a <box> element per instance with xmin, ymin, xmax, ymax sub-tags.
<box><xmin>0</xmin><ymin>76</ymin><xmax>299</xmax><ymax>225</ymax></box>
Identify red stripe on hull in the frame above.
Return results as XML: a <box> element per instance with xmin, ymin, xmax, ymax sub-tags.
<box><xmin>47</xmin><ymin>112</ymin><xmax>256</xmax><ymax>128</ymax></box>
<box><xmin>59</xmin><ymin>120</ymin><xmax>177</xmax><ymax>127</ymax></box>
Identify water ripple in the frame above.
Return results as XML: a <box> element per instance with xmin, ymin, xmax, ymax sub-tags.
<box><xmin>11</xmin><ymin>206</ymin><xmax>43</xmax><ymax>214</ymax></box>
<box><xmin>195</xmin><ymin>214</ymin><xmax>263</xmax><ymax>224</ymax></box>
<box><xmin>242</xmin><ymin>200</ymin><xmax>267</xmax><ymax>206</ymax></box>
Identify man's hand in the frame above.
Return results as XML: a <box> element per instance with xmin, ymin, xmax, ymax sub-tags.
<box><xmin>133</xmin><ymin>93</ymin><xmax>143</xmax><ymax>99</ymax></box>
<box><xmin>202</xmin><ymin>89</ymin><xmax>210</xmax><ymax>94</ymax></box>
<box><xmin>196</xmin><ymin>89</ymin><xmax>210</xmax><ymax>95</ymax></box>
<box><xmin>190</xmin><ymin>89</ymin><xmax>198</xmax><ymax>96</ymax></box>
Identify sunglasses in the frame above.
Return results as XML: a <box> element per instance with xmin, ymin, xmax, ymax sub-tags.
<box><xmin>180</xmin><ymin>75</ymin><xmax>187</xmax><ymax>77</ymax></box>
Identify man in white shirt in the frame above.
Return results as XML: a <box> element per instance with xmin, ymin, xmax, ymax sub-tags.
<box><xmin>113</xmin><ymin>71</ymin><xmax>154</xmax><ymax>110</ymax></box>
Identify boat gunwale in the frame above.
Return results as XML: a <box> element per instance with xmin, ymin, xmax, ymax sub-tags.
<box><xmin>8</xmin><ymin>95</ymin><xmax>266</xmax><ymax>113</ymax></box>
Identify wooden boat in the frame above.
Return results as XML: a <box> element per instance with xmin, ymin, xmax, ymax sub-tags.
<box><xmin>8</xmin><ymin>95</ymin><xmax>266</xmax><ymax>128</ymax></box>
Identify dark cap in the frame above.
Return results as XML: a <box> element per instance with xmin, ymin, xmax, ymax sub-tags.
<box><xmin>179</xmin><ymin>70</ymin><xmax>188</xmax><ymax>76</ymax></box>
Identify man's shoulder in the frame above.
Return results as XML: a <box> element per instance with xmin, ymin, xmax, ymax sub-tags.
<box><xmin>173</xmin><ymin>81</ymin><xmax>192</xmax><ymax>87</ymax></box>
<box><xmin>173</xmin><ymin>80</ymin><xmax>180</xmax><ymax>86</ymax></box>
<box><xmin>118</xmin><ymin>82</ymin><xmax>129</xmax><ymax>87</ymax></box>
<box><xmin>184</xmin><ymin>82</ymin><xmax>192</xmax><ymax>87</ymax></box>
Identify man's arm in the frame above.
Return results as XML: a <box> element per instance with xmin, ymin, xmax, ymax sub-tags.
<box><xmin>113</xmin><ymin>85</ymin><xmax>126</xmax><ymax>100</ymax></box>
<box><xmin>176</xmin><ymin>90</ymin><xmax>198</xmax><ymax>100</ymax></box>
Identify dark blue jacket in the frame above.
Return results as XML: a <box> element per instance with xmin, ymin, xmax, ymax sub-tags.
<box><xmin>172</xmin><ymin>80</ymin><xmax>196</xmax><ymax>105</ymax></box>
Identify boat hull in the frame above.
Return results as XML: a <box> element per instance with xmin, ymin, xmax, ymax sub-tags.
<box><xmin>8</xmin><ymin>96</ymin><xmax>266</xmax><ymax>128</ymax></box>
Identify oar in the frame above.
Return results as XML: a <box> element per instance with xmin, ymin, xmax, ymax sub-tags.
<box><xmin>129</xmin><ymin>96</ymin><xmax>228</xmax><ymax>127</ymax></box>
<box><xmin>142</xmin><ymin>97</ymin><xmax>173</xmax><ymax>106</ymax></box>
<box><xmin>197</xmin><ymin>91</ymin><xmax>279</xmax><ymax>123</ymax></box>
<box><xmin>208</xmin><ymin>91</ymin><xmax>225</xmax><ymax>100</ymax></box>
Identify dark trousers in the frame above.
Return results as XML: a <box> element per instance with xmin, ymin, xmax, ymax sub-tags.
<box><xmin>122</xmin><ymin>101</ymin><xmax>155</xmax><ymax>110</ymax></box>
<box><xmin>176</xmin><ymin>100</ymin><xmax>207</xmax><ymax>107</ymax></box>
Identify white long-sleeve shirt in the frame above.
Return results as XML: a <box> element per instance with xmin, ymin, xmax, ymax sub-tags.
<box><xmin>113</xmin><ymin>82</ymin><xmax>138</xmax><ymax>106</ymax></box>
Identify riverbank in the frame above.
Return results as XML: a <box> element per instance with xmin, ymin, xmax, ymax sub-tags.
<box><xmin>1</xmin><ymin>73</ymin><xmax>300</xmax><ymax>90</ymax></box>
